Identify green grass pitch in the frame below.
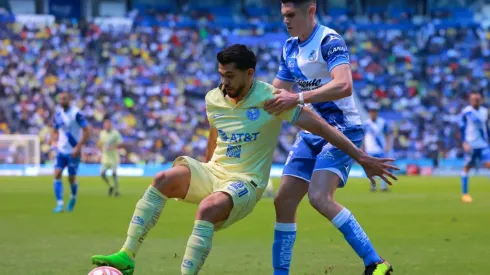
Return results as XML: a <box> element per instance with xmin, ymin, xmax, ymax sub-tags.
<box><xmin>1</xmin><ymin>176</ymin><xmax>489</xmax><ymax>274</ymax></box>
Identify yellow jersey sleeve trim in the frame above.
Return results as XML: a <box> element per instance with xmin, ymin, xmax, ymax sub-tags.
<box><xmin>290</xmin><ymin>106</ymin><xmax>302</xmax><ymax>124</ymax></box>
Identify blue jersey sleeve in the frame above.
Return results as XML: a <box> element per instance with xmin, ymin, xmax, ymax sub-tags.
<box><xmin>275</xmin><ymin>51</ymin><xmax>295</xmax><ymax>82</ymax></box>
<box><xmin>460</xmin><ymin>113</ymin><xmax>468</xmax><ymax>142</ymax></box>
<box><xmin>383</xmin><ymin>122</ymin><xmax>390</xmax><ymax>135</ymax></box>
<box><xmin>75</xmin><ymin>112</ymin><xmax>88</xmax><ymax>128</ymax></box>
<box><xmin>320</xmin><ymin>33</ymin><xmax>350</xmax><ymax>72</ymax></box>
<box><xmin>53</xmin><ymin>112</ymin><xmax>61</xmax><ymax>129</ymax></box>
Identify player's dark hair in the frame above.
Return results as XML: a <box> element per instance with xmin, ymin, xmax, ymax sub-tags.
<box><xmin>280</xmin><ymin>0</ymin><xmax>316</xmax><ymax>5</ymax></box>
<box><xmin>217</xmin><ymin>44</ymin><xmax>256</xmax><ymax>71</ymax></box>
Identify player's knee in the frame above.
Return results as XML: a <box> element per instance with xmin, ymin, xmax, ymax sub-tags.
<box><xmin>308</xmin><ymin>191</ymin><xmax>335</xmax><ymax>212</ymax></box>
<box><xmin>68</xmin><ymin>176</ymin><xmax>76</xmax><ymax>184</ymax></box>
<box><xmin>152</xmin><ymin>171</ymin><xmax>179</xmax><ymax>197</ymax></box>
<box><xmin>196</xmin><ymin>193</ymin><xmax>233</xmax><ymax>224</ymax></box>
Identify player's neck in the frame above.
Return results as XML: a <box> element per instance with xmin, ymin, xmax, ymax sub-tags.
<box><xmin>298</xmin><ymin>21</ymin><xmax>317</xmax><ymax>43</ymax></box>
<box><xmin>230</xmin><ymin>79</ymin><xmax>255</xmax><ymax>104</ymax></box>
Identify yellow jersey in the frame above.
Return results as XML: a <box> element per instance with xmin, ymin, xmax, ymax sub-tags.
<box><xmin>99</xmin><ymin>129</ymin><xmax>123</xmax><ymax>164</ymax></box>
<box><xmin>205</xmin><ymin>80</ymin><xmax>301</xmax><ymax>189</ymax></box>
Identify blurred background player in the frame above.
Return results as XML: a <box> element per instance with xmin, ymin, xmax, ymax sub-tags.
<box><xmin>362</xmin><ymin>104</ymin><xmax>392</xmax><ymax>192</ymax></box>
<box><xmin>51</xmin><ymin>92</ymin><xmax>90</xmax><ymax>213</ymax></box>
<box><xmin>459</xmin><ymin>91</ymin><xmax>490</xmax><ymax>203</ymax></box>
<box><xmin>98</xmin><ymin>117</ymin><xmax>123</xmax><ymax>197</ymax></box>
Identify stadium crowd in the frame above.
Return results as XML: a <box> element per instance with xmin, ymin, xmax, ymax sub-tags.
<box><xmin>0</xmin><ymin>10</ymin><xmax>488</xmax><ymax>165</ymax></box>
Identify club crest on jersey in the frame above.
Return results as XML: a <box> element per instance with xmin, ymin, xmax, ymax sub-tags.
<box><xmin>287</xmin><ymin>60</ymin><xmax>295</xmax><ymax>69</ymax></box>
<box><xmin>246</xmin><ymin>107</ymin><xmax>260</xmax><ymax>121</ymax></box>
<box><xmin>308</xmin><ymin>50</ymin><xmax>317</xmax><ymax>61</ymax></box>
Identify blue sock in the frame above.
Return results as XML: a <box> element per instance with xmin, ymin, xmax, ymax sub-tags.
<box><xmin>461</xmin><ymin>172</ymin><xmax>469</xmax><ymax>194</ymax></box>
<box><xmin>272</xmin><ymin>222</ymin><xmax>296</xmax><ymax>275</ymax></box>
<box><xmin>70</xmin><ymin>182</ymin><xmax>79</xmax><ymax>198</ymax></box>
<box><xmin>332</xmin><ymin>208</ymin><xmax>382</xmax><ymax>266</ymax></box>
<box><xmin>54</xmin><ymin>179</ymin><xmax>63</xmax><ymax>204</ymax></box>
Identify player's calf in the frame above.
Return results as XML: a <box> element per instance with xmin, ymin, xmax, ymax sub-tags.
<box><xmin>272</xmin><ymin>177</ymin><xmax>308</xmax><ymax>275</ymax></box>
<box><xmin>53</xmin><ymin>171</ymin><xmax>64</xmax><ymax>213</ymax></box>
<box><xmin>181</xmin><ymin>192</ymin><xmax>233</xmax><ymax>275</ymax></box>
<box><xmin>66</xmin><ymin>175</ymin><xmax>79</xmax><ymax>212</ymax></box>
<box><xmin>309</xmin><ymin>171</ymin><xmax>383</xmax><ymax>267</ymax></box>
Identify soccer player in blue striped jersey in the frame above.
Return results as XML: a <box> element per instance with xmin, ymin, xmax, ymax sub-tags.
<box><xmin>362</xmin><ymin>104</ymin><xmax>392</xmax><ymax>192</ymax></box>
<box><xmin>459</xmin><ymin>91</ymin><xmax>490</xmax><ymax>203</ymax></box>
<box><xmin>51</xmin><ymin>92</ymin><xmax>90</xmax><ymax>213</ymax></box>
<box><xmin>265</xmin><ymin>1</ymin><xmax>393</xmax><ymax>274</ymax></box>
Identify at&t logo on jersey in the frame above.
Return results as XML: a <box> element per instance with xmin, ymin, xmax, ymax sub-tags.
<box><xmin>218</xmin><ymin>130</ymin><xmax>260</xmax><ymax>143</ymax></box>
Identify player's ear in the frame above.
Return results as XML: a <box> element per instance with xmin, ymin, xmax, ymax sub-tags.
<box><xmin>308</xmin><ymin>5</ymin><xmax>316</xmax><ymax>17</ymax></box>
<box><xmin>247</xmin><ymin>68</ymin><xmax>254</xmax><ymax>78</ymax></box>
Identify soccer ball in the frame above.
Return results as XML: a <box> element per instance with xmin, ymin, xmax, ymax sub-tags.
<box><xmin>88</xmin><ymin>266</ymin><xmax>123</xmax><ymax>275</ymax></box>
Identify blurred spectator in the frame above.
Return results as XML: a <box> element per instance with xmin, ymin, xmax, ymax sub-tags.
<box><xmin>0</xmin><ymin>11</ymin><xmax>488</xmax><ymax>165</ymax></box>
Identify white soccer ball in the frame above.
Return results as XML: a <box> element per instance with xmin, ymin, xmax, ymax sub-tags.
<box><xmin>88</xmin><ymin>266</ymin><xmax>123</xmax><ymax>275</ymax></box>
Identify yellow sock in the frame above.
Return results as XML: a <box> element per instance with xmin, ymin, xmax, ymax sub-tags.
<box><xmin>181</xmin><ymin>220</ymin><xmax>214</xmax><ymax>275</ymax></box>
<box><xmin>121</xmin><ymin>185</ymin><xmax>166</xmax><ymax>258</ymax></box>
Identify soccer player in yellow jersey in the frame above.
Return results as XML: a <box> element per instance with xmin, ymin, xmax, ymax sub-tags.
<box><xmin>98</xmin><ymin>117</ymin><xmax>123</xmax><ymax>196</ymax></box>
<box><xmin>91</xmin><ymin>44</ymin><xmax>398</xmax><ymax>275</ymax></box>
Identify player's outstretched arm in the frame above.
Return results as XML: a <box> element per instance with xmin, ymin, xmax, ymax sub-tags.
<box><xmin>205</xmin><ymin>127</ymin><xmax>218</xmax><ymax>163</ymax></box>
<box><xmin>294</xmin><ymin>107</ymin><xmax>399</xmax><ymax>185</ymax></box>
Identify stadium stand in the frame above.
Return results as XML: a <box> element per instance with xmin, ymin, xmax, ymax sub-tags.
<box><xmin>0</xmin><ymin>0</ymin><xmax>488</xmax><ymax>166</ymax></box>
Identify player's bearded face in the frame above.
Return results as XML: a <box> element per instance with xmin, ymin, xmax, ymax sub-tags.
<box><xmin>469</xmin><ymin>94</ymin><xmax>482</xmax><ymax>108</ymax></box>
<box><xmin>59</xmin><ymin>93</ymin><xmax>70</xmax><ymax>109</ymax></box>
<box><xmin>219</xmin><ymin>63</ymin><xmax>250</xmax><ymax>99</ymax></box>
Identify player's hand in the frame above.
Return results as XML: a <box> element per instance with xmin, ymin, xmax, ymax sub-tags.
<box><xmin>357</xmin><ymin>155</ymin><xmax>399</xmax><ymax>186</ymax></box>
<box><xmin>264</xmin><ymin>89</ymin><xmax>299</xmax><ymax>116</ymax></box>
<box><xmin>463</xmin><ymin>142</ymin><xmax>472</xmax><ymax>153</ymax></box>
<box><xmin>72</xmin><ymin>146</ymin><xmax>81</xmax><ymax>158</ymax></box>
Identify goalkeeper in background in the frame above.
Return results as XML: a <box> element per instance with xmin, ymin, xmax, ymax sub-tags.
<box><xmin>98</xmin><ymin>117</ymin><xmax>123</xmax><ymax>196</ymax></box>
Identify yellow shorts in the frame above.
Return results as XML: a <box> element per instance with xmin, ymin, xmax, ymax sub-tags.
<box><xmin>173</xmin><ymin>156</ymin><xmax>262</xmax><ymax>230</ymax></box>
<box><xmin>101</xmin><ymin>161</ymin><xmax>119</xmax><ymax>172</ymax></box>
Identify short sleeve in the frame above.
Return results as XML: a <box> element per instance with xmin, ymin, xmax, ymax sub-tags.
<box><xmin>275</xmin><ymin>50</ymin><xmax>295</xmax><ymax>82</ymax></box>
<box><xmin>264</xmin><ymin>90</ymin><xmax>302</xmax><ymax>123</ymax></box>
<box><xmin>278</xmin><ymin>105</ymin><xmax>302</xmax><ymax>123</ymax></box>
<box><xmin>320</xmin><ymin>33</ymin><xmax>350</xmax><ymax>72</ymax></box>
<box><xmin>75</xmin><ymin>112</ymin><xmax>88</xmax><ymax>128</ymax></box>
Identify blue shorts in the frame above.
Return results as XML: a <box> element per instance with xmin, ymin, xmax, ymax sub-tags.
<box><xmin>55</xmin><ymin>152</ymin><xmax>81</xmax><ymax>176</ymax></box>
<box><xmin>283</xmin><ymin>126</ymin><xmax>364</xmax><ymax>187</ymax></box>
<box><xmin>464</xmin><ymin>147</ymin><xmax>490</xmax><ymax>167</ymax></box>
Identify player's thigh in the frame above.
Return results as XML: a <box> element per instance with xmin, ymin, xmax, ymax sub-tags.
<box><xmin>159</xmin><ymin>156</ymin><xmax>214</xmax><ymax>202</ymax></box>
<box><xmin>312</xmin><ymin>126</ymin><xmax>364</xmax><ymax>189</ymax></box>
<box><xmin>67</xmin><ymin>155</ymin><xmax>81</xmax><ymax>177</ymax></box>
<box><xmin>54</xmin><ymin>153</ymin><xmax>68</xmax><ymax>178</ymax></box>
<box><xmin>100</xmin><ymin>164</ymin><xmax>108</xmax><ymax>176</ymax></box>
<box><xmin>213</xmin><ymin>180</ymin><xmax>258</xmax><ymax>230</ymax></box>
